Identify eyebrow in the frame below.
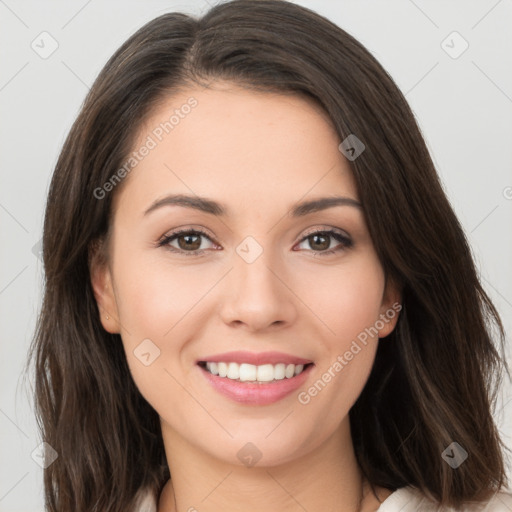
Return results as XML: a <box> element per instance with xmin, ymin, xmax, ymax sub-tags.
<box><xmin>143</xmin><ymin>194</ymin><xmax>362</xmax><ymax>218</ymax></box>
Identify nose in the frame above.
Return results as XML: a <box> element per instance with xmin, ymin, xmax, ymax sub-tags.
<box><xmin>219</xmin><ymin>242</ymin><xmax>297</xmax><ymax>332</ymax></box>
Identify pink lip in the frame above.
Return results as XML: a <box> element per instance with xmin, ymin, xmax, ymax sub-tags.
<box><xmin>199</xmin><ymin>363</ymin><xmax>314</xmax><ymax>405</ymax></box>
<box><xmin>197</xmin><ymin>350</ymin><xmax>313</xmax><ymax>366</ymax></box>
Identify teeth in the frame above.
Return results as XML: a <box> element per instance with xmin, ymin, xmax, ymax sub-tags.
<box><xmin>204</xmin><ymin>362</ymin><xmax>308</xmax><ymax>382</ymax></box>
<box><xmin>218</xmin><ymin>362</ymin><xmax>227</xmax><ymax>377</ymax></box>
<box><xmin>240</xmin><ymin>363</ymin><xmax>256</xmax><ymax>382</ymax></box>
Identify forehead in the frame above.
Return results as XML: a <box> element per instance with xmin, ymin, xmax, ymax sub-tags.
<box><xmin>114</xmin><ymin>81</ymin><xmax>358</xmax><ymax>217</ymax></box>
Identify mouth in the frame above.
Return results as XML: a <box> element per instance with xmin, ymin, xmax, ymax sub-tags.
<box><xmin>197</xmin><ymin>361</ymin><xmax>314</xmax><ymax>383</ymax></box>
<box><xmin>198</xmin><ymin>360</ymin><xmax>314</xmax><ymax>405</ymax></box>
<box><xmin>196</xmin><ymin>350</ymin><xmax>315</xmax><ymax>404</ymax></box>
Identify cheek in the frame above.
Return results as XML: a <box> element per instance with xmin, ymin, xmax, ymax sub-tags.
<box><xmin>291</xmin><ymin>256</ymin><xmax>385</xmax><ymax>427</ymax></box>
<box><xmin>112</xmin><ymin>258</ymin><xmax>207</xmax><ymax>430</ymax></box>
<box><xmin>110</xmin><ymin>249</ymin><xmax>213</xmax><ymax>398</ymax></box>
<box><xmin>295</xmin><ymin>254</ymin><xmax>385</xmax><ymax>343</ymax></box>
<box><xmin>113</xmin><ymin>249</ymin><xmax>213</xmax><ymax>340</ymax></box>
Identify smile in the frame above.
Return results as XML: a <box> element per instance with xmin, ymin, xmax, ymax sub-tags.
<box><xmin>197</xmin><ymin>360</ymin><xmax>314</xmax><ymax>405</ymax></box>
<box><xmin>199</xmin><ymin>361</ymin><xmax>312</xmax><ymax>383</ymax></box>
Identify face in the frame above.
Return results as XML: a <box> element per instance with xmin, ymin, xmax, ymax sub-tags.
<box><xmin>91</xmin><ymin>81</ymin><xmax>400</xmax><ymax>468</ymax></box>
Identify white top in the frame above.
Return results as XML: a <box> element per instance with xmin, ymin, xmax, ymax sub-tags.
<box><xmin>134</xmin><ymin>484</ymin><xmax>512</xmax><ymax>511</ymax></box>
<box><xmin>375</xmin><ymin>485</ymin><xmax>512</xmax><ymax>511</ymax></box>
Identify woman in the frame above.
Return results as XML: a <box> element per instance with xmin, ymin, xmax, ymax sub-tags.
<box><xmin>27</xmin><ymin>1</ymin><xmax>512</xmax><ymax>511</ymax></box>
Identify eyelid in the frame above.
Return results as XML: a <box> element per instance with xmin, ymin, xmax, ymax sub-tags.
<box><xmin>299</xmin><ymin>225</ymin><xmax>351</xmax><ymax>240</ymax></box>
<box><xmin>157</xmin><ymin>225</ymin><xmax>216</xmax><ymax>242</ymax></box>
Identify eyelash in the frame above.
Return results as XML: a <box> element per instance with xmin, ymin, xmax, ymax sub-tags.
<box><xmin>157</xmin><ymin>227</ymin><xmax>353</xmax><ymax>257</ymax></box>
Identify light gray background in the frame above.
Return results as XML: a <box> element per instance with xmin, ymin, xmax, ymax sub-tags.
<box><xmin>1</xmin><ymin>1</ymin><xmax>511</xmax><ymax>510</ymax></box>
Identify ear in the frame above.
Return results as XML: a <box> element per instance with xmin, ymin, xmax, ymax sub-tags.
<box><xmin>89</xmin><ymin>238</ymin><xmax>120</xmax><ymax>334</ymax></box>
<box><xmin>377</xmin><ymin>276</ymin><xmax>402</xmax><ymax>339</ymax></box>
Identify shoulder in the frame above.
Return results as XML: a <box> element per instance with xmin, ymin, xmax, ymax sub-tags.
<box><xmin>131</xmin><ymin>484</ymin><xmax>512</xmax><ymax>512</ymax></box>
<box><xmin>377</xmin><ymin>485</ymin><xmax>512</xmax><ymax>511</ymax></box>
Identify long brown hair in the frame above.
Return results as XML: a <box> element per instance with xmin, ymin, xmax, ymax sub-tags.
<box><xmin>25</xmin><ymin>1</ymin><xmax>510</xmax><ymax>510</ymax></box>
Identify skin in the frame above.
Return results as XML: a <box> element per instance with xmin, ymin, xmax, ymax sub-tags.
<box><xmin>91</xmin><ymin>81</ymin><xmax>401</xmax><ymax>512</ymax></box>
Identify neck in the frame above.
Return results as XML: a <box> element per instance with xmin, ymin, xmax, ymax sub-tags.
<box><xmin>157</xmin><ymin>417</ymin><xmax>377</xmax><ymax>512</ymax></box>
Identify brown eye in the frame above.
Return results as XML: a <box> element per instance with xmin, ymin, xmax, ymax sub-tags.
<box><xmin>296</xmin><ymin>229</ymin><xmax>353</xmax><ymax>255</ymax></box>
<box><xmin>307</xmin><ymin>233</ymin><xmax>330</xmax><ymax>251</ymax></box>
<box><xmin>158</xmin><ymin>229</ymin><xmax>217</xmax><ymax>256</ymax></box>
<box><xmin>176</xmin><ymin>233</ymin><xmax>202</xmax><ymax>251</ymax></box>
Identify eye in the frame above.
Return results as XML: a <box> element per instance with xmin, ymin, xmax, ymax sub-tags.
<box><xmin>294</xmin><ymin>229</ymin><xmax>353</xmax><ymax>256</ymax></box>
<box><xmin>157</xmin><ymin>228</ymin><xmax>218</xmax><ymax>256</ymax></box>
<box><xmin>157</xmin><ymin>227</ymin><xmax>353</xmax><ymax>257</ymax></box>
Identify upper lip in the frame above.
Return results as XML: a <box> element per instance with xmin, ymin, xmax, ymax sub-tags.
<box><xmin>197</xmin><ymin>351</ymin><xmax>313</xmax><ymax>366</ymax></box>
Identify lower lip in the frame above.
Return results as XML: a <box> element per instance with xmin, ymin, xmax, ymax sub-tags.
<box><xmin>199</xmin><ymin>364</ymin><xmax>314</xmax><ymax>405</ymax></box>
